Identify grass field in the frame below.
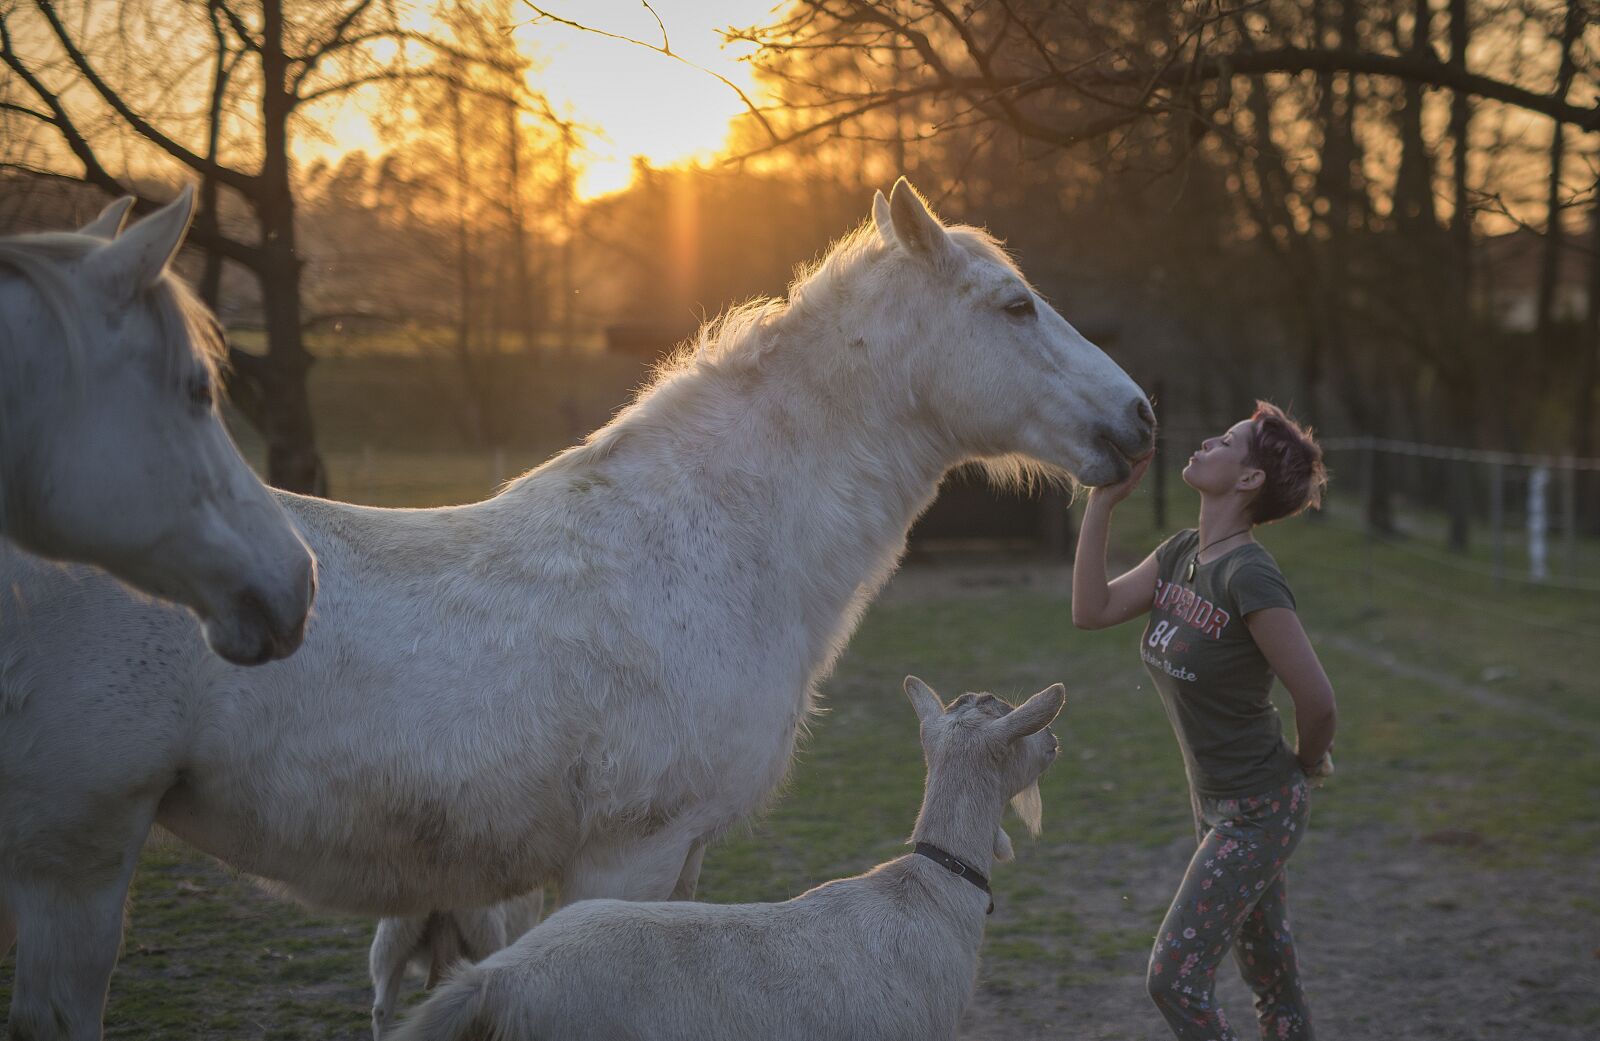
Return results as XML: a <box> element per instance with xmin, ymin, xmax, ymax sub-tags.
<box><xmin>3</xmin><ymin>451</ymin><xmax>1597</xmax><ymax>1039</ymax></box>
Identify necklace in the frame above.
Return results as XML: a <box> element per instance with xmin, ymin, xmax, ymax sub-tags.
<box><xmin>1184</xmin><ymin>527</ymin><xmax>1252</xmax><ymax>583</ymax></box>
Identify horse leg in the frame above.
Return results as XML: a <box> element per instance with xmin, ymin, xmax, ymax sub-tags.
<box><xmin>559</xmin><ymin>826</ymin><xmax>701</xmax><ymax>904</ymax></box>
<box><xmin>454</xmin><ymin>907</ymin><xmax>508</xmax><ymax>964</ymax></box>
<box><xmin>8</xmin><ymin>856</ymin><xmax>141</xmax><ymax>1041</ymax></box>
<box><xmin>0</xmin><ymin>894</ymin><xmax>15</xmax><ymax>959</ymax></box>
<box><xmin>501</xmin><ymin>890</ymin><xmax>543</xmax><ymax>941</ymax></box>
<box><xmin>670</xmin><ymin>840</ymin><xmax>707</xmax><ymax>901</ymax></box>
<box><xmin>369</xmin><ymin>915</ymin><xmax>426</xmax><ymax>1041</ymax></box>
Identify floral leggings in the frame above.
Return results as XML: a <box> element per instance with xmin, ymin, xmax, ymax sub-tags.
<box><xmin>1147</xmin><ymin>774</ymin><xmax>1313</xmax><ymax>1041</ymax></box>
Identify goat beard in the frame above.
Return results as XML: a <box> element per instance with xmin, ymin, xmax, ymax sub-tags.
<box><xmin>1010</xmin><ymin>782</ymin><xmax>1043</xmax><ymax>838</ymax></box>
<box><xmin>993</xmin><ymin>783</ymin><xmax>1044</xmax><ymax>863</ymax></box>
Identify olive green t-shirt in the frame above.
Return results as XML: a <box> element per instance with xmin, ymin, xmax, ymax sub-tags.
<box><xmin>1140</xmin><ymin>529</ymin><xmax>1301</xmax><ymax>798</ymax></box>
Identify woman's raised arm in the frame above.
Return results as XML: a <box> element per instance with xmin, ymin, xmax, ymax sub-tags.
<box><xmin>1072</xmin><ymin>455</ymin><xmax>1160</xmax><ymax>630</ymax></box>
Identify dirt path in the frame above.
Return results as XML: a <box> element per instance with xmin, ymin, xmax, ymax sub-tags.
<box><xmin>879</xmin><ymin>559</ymin><xmax>1600</xmax><ymax>1040</ymax></box>
<box><xmin>959</xmin><ymin>822</ymin><xmax>1600</xmax><ymax>1040</ymax></box>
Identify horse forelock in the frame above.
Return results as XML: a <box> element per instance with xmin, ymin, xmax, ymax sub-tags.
<box><xmin>0</xmin><ymin>229</ymin><xmax>225</xmax><ymax>384</ymax></box>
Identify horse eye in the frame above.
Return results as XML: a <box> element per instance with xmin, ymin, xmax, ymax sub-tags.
<box><xmin>1003</xmin><ymin>297</ymin><xmax>1036</xmax><ymax>319</ymax></box>
<box><xmin>189</xmin><ymin>376</ymin><xmax>215</xmax><ymax>409</ymax></box>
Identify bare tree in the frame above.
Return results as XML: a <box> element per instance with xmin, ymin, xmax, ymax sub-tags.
<box><xmin>0</xmin><ymin>0</ymin><xmax>519</xmax><ymax>492</ymax></box>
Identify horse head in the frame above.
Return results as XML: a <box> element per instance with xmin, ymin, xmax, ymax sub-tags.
<box><xmin>1</xmin><ymin>188</ymin><xmax>315</xmax><ymax>664</ymax></box>
<box><xmin>861</xmin><ymin>178</ymin><xmax>1153</xmax><ymax>487</ymax></box>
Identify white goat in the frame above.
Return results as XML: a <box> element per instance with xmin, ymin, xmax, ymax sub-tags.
<box><xmin>391</xmin><ymin>677</ymin><xmax>1065</xmax><ymax>1041</ymax></box>
<box><xmin>370</xmin><ymin>893</ymin><xmax>544</xmax><ymax>1039</ymax></box>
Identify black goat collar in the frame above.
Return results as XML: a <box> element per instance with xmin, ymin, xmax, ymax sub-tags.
<box><xmin>913</xmin><ymin>842</ymin><xmax>994</xmax><ymax>914</ymax></box>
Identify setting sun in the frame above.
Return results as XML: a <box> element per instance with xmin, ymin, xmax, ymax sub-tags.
<box><xmin>511</xmin><ymin>1</ymin><xmax>771</xmax><ymax>198</ymax></box>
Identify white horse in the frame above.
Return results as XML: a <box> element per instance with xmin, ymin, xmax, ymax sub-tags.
<box><xmin>369</xmin><ymin>894</ymin><xmax>544</xmax><ymax>1039</ymax></box>
<box><xmin>0</xmin><ymin>187</ymin><xmax>315</xmax><ymax>665</ymax></box>
<box><xmin>0</xmin><ymin>179</ymin><xmax>1152</xmax><ymax>1039</ymax></box>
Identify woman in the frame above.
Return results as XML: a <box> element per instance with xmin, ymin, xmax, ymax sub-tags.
<box><xmin>1072</xmin><ymin>401</ymin><xmax>1336</xmax><ymax>1041</ymax></box>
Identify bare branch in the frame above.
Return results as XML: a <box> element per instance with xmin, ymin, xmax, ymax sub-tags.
<box><xmin>214</xmin><ymin>0</ymin><xmax>261</xmax><ymax>53</ymax></box>
<box><xmin>521</xmin><ymin>2</ymin><xmax>779</xmax><ymax>146</ymax></box>
<box><xmin>296</xmin><ymin>66</ymin><xmax>521</xmax><ymax>109</ymax></box>
<box><xmin>27</xmin><ymin>0</ymin><xmax>258</xmax><ymax>192</ymax></box>
<box><xmin>0</xmin><ymin>99</ymin><xmax>55</xmax><ymax>124</ymax></box>
<box><xmin>290</xmin><ymin>0</ymin><xmax>374</xmax><ymax>93</ymax></box>
<box><xmin>1099</xmin><ymin>46</ymin><xmax>1600</xmax><ymax>130</ymax></box>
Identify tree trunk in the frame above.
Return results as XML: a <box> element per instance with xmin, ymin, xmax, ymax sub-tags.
<box><xmin>1533</xmin><ymin>1</ymin><xmax>1581</xmax><ymax>419</ymax></box>
<box><xmin>1574</xmin><ymin>176</ymin><xmax>1600</xmax><ymax>535</ymax></box>
<box><xmin>1445</xmin><ymin>0</ymin><xmax>1474</xmax><ymax>551</ymax></box>
<box><xmin>252</xmin><ymin>0</ymin><xmax>325</xmax><ymax>495</ymax></box>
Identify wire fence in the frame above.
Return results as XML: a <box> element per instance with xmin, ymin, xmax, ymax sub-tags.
<box><xmin>1150</xmin><ymin>420</ymin><xmax>1600</xmax><ymax>593</ymax></box>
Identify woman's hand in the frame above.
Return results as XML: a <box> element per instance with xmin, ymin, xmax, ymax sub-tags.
<box><xmin>1073</xmin><ymin>452</ymin><xmax>1161</xmax><ymax>630</ymax></box>
<box><xmin>1089</xmin><ymin>452</ymin><xmax>1153</xmax><ymax>508</ymax></box>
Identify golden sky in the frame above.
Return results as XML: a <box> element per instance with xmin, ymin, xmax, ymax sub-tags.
<box><xmin>317</xmin><ymin>1</ymin><xmax>776</xmax><ymax>198</ymax></box>
<box><xmin>515</xmin><ymin>1</ymin><xmax>773</xmax><ymax>198</ymax></box>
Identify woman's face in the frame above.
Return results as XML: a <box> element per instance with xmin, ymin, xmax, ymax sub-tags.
<box><xmin>1181</xmin><ymin>419</ymin><xmax>1260</xmax><ymax>496</ymax></box>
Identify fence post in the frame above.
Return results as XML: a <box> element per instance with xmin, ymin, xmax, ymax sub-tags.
<box><xmin>1490</xmin><ymin>460</ymin><xmax>1505</xmax><ymax>589</ymax></box>
<box><xmin>1528</xmin><ymin>466</ymin><xmax>1548</xmax><ymax>583</ymax></box>
<box><xmin>1361</xmin><ymin>439</ymin><xmax>1376</xmax><ymax>613</ymax></box>
<box><xmin>1562</xmin><ymin>463</ymin><xmax>1577</xmax><ymax>576</ymax></box>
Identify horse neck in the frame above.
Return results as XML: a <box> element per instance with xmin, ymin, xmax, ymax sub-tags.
<box><xmin>687</xmin><ymin>332</ymin><xmax>955</xmax><ymax>625</ymax></box>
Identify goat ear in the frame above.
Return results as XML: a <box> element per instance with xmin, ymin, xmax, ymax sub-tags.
<box><xmin>903</xmin><ymin>675</ymin><xmax>944</xmax><ymax>724</ymax></box>
<box><xmin>80</xmin><ymin>196</ymin><xmax>135</xmax><ymax>240</ymax></box>
<box><xmin>871</xmin><ymin>189</ymin><xmax>895</xmax><ymax>245</ymax></box>
<box><xmin>888</xmin><ymin>177</ymin><xmax>955</xmax><ymax>267</ymax></box>
<box><xmin>993</xmin><ymin>825</ymin><xmax>1014</xmax><ymax>862</ymax></box>
<box><xmin>88</xmin><ymin>183</ymin><xmax>195</xmax><ymax>300</ymax></box>
<box><xmin>993</xmin><ymin>683</ymin><xmax>1065</xmax><ymax>743</ymax></box>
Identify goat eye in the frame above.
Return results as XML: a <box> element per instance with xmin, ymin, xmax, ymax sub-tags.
<box><xmin>1003</xmin><ymin>297</ymin><xmax>1036</xmax><ymax>319</ymax></box>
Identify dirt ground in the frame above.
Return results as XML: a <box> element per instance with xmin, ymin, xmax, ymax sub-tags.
<box><xmin>5</xmin><ymin>553</ymin><xmax>1594</xmax><ymax>1040</ymax></box>
<box><xmin>959</xmin><ymin>827</ymin><xmax>1600</xmax><ymax>1040</ymax></box>
<box><xmin>894</xmin><ymin>553</ymin><xmax>1600</xmax><ymax>1041</ymax></box>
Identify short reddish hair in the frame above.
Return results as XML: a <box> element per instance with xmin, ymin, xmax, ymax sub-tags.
<box><xmin>1245</xmin><ymin>401</ymin><xmax>1327</xmax><ymax>525</ymax></box>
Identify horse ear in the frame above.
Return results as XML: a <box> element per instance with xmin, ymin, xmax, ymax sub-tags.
<box><xmin>903</xmin><ymin>675</ymin><xmax>945</xmax><ymax>724</ymax></box>
<box><xmin>888</xmin><ymin>178</ymin><xmax>955</xmax><ymax>267</ymax></box>
<box><xmin>88</xmin><ymin>184</ymin><xmax>196</xmax><ymax>299</ymax></box>
<box><xmin>79</xmin><ymin>196</ymin><xmax>136</xmax><ymax>240</ymax></box>
<box><xmin>872</xmin><ymin>189</ymin><xmax>895</xmax><ymax>245</ymax></box>
<box><xmin>991</xmin><ymin>683</ymin><xmax>1065</xmax><ymax>744</ymax></box>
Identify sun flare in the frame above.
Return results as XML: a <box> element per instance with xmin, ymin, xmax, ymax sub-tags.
<box><xmin>512</xmin><ymin>2</ymin><xmax>769</xmax><ymax>199</ymax></box>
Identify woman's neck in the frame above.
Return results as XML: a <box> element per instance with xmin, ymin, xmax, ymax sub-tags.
<box><xmin>1195</xmin><ymin>497</ymin><xmax>1255</xmax><ymax>562</ymax></box>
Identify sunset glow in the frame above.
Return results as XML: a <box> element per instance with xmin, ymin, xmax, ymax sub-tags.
<box><xmin>305</xmin><ymin>2</ymin><xmax>773</xmax><ymax>198</ymax></box>
<box><xmin>514</xmin><ymin>1</ymin><xmax>770</xmax><ymax>198</ymax></box>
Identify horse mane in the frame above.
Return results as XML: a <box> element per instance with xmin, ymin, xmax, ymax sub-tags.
<box><xmin>530</xmin><ymin>220</ymin><xmax>891</xmax><ymax>481</ymax></box>
<box><xmin>0</xmin><ymin>230</ymin><xmax>227</xmax><ymax>384</ymax></box>
<box><xmin>523</xmin><ymin>214</ymin><xmax>1065</xmax><ymax>496</ymax></box>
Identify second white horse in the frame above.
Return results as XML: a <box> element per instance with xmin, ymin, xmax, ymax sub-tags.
<box><xmin>0</xmin><ymin>188</ymin><xmax>314</xmax><ymax>664</ymax></box>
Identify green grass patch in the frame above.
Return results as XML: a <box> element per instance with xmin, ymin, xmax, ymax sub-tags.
<box><xmin>3</xmin><ymin>452</ymin><xmax>1596</xmax><ymax>1037</ymax></box>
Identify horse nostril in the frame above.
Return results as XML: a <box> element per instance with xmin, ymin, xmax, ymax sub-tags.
<box><xmin>1135</xmin><ymin>398</ymin><xmax>1155</xmax><ymax>430</ymax></box>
